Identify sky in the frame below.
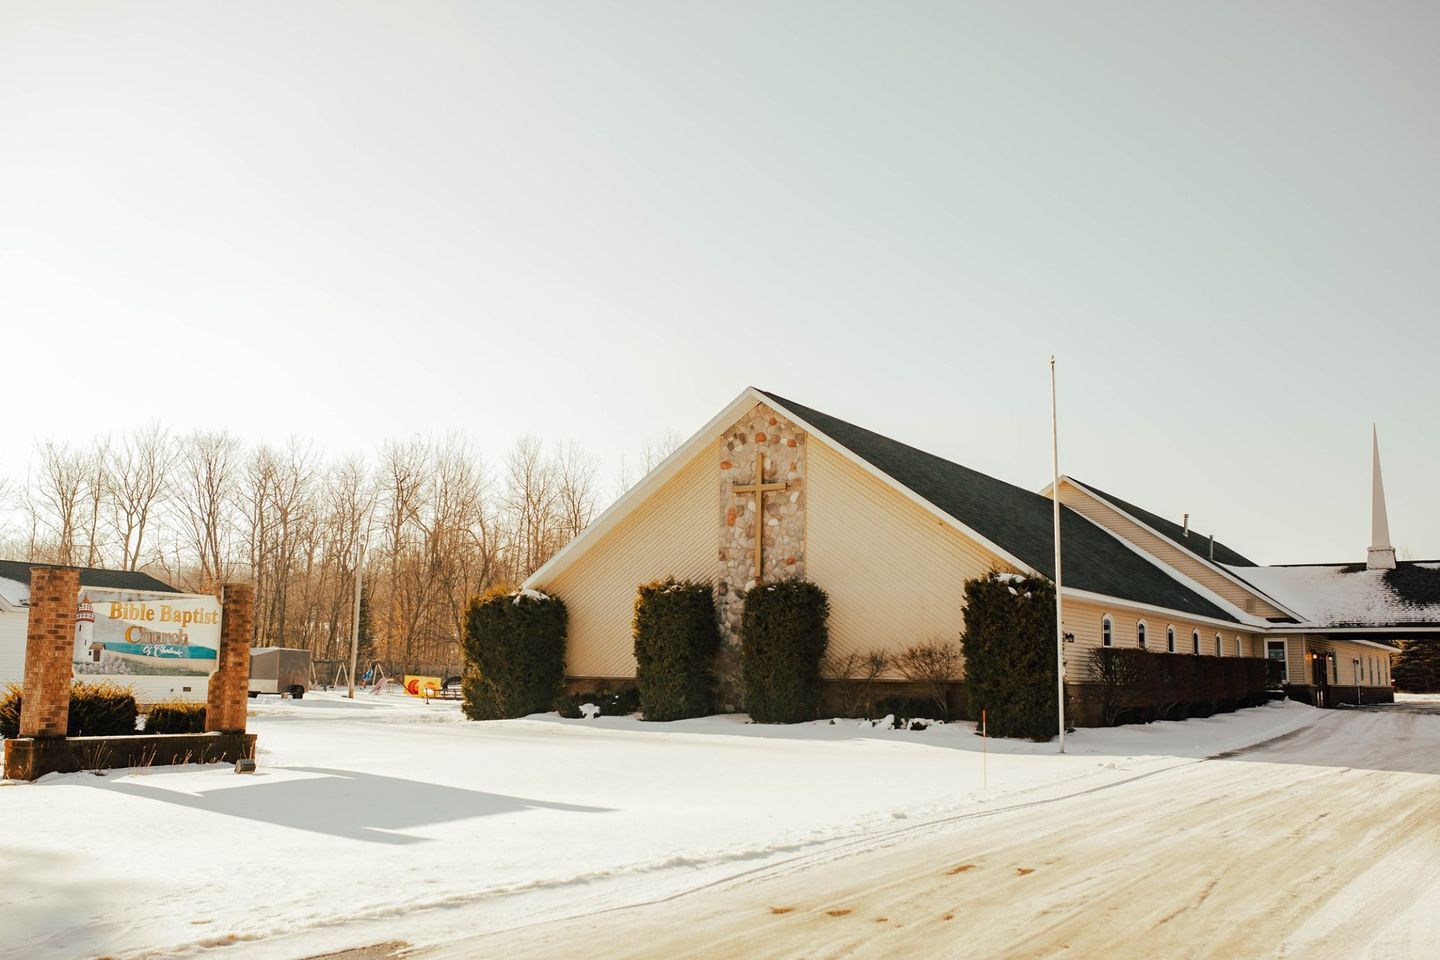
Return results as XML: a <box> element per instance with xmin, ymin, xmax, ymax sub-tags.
<box><xmin>1</xmin><ymin>1</ymin><xmax>1436</xmax><ymax>565</ymax></box>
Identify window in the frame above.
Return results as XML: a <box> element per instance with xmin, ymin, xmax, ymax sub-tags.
<box><xmin>1191</xmin><ymin>630</ymin><xmax>1200</xmax><ymax>655</ymax></box>
<box><xmin>1215</xmin><ymin>634</ymin><xmax>1222</xmax><ymax>657</ymax></box>
<box><xmin>1102</xmin><ymin>615</ymin><xmax>1113</xmax><ymax>648</ymax></box>
<box><xmin>1234</xmin><ymin>637</ymin><xmax>1242</xmax><ymax>657</ymax></box>
<box><xmin>1167</xmin><ymin>626</ymin><xmax>1176</xmax><ymax>653</ymax></box>
<box><xmin>1136</xmin><ymin>621</ymin><xmax>1148</xmax><ymax>649</ymax></box>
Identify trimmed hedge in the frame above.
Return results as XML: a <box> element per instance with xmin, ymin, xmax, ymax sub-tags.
<box><xmin>461</xmin><ymin>588</ymin><xmax>568</xmax><ymax>720</ymax></box>
<box><xmin>961</xmin><ymin>572</ymin><xmax>1058</xmax><ymax>740</ymax></box>
<box><xmin>742</xmin><ymin>579</ymin><xmax>830</xmax><ymax>724</ymax></box>
<box><xmin>1090</xmin><ymin>647</ymin><xmax>1269</xmax><ymax>725</ymax></box>
<box><xmin>146</xmin><ymin>700</ymin><xmax>207</xmax><ymax>734</ymax></box>
<box><xmin>633</xmin><ymin>579</ymin><xmax>720</xmax><ymax>721</ymax></box>
<box><xmin>0</xmin><ymin>682</ymin><xmax>139</xmax><ymax>739</ymax></box>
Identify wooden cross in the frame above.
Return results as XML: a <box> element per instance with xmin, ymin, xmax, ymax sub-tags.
<box><xmin>733</xmin><ymin>452</ymin><xmax>788</xmax><ymax>584</ymax></box>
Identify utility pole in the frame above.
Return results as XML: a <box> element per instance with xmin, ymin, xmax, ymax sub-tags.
<box><xmin>1050</xmin><ymin>356</ymin><xmax>1066</xmax><ymax>753</ymax></box>
<box><xmin>347</xmin><ymin>545</ymin><xmax>365</xmax><ymax>699</ymax></box>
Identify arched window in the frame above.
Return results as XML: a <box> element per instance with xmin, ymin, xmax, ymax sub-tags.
<box><xmin>1136</xmin><ymin>621</ymin><xmax>1148</xmax><ymax>648</ymax></box>
<box><xmin>1101</xmin><ymin>615</ymin><xmax>1114</xmax><ymax>647</ymax></box>
<box><xmin>1191</xmin><ymin>630</ymin><xmax>1200</xmax><ymax>655</ymax></box>
<box><xmin>1234</xmin><ymin>637</ymin><xmax>1242</xmax><ymax>657</ymax></box>
<box><xmin>1215</xmin><ymin>634</ymin><xmax>1222</xmax><ymax>657</ymax></box>
<box><xmin>1167</xmin><ymin>626</ymin><xmax>1176</xmax><ymax>653</ymax></box>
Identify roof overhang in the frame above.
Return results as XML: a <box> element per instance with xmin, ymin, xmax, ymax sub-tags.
<box><xmin>1043</xmin><ymin>477</ymin><xmax>1308</xmax><ymax>622</ymax></box>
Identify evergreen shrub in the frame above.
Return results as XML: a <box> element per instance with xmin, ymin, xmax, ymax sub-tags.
<box><xmin>145</xmin><ymin>700</ymin><xmax>207</xmax><ymax>734</ymax></box>
<box><xmin>461</xmin><ymin>588</ymin><xmax>568</xmax><ymax>720</ymax></box>
<box><xmin>0</xmin><ymin>682</ymin><xmax>139</xmax><ymax>739</ymax></box>
<box><xmin>742</xmin><ymin>579</ymin><xmax>830</xmax><ymax>723</ymax></box>
<box><xmin>1394</xmin><ymin>638</ymin><xmax>1440</xmax><ymax>692</ymax></box>
<box><xmin>632</xmin><ymin>578</ymin><xmax>720</xmax><ymax>721</ymax></box>
<box><xmin>962</xmin><ymin>572</ymin><xmax>1058</xmax><ymax>740</ymax></box>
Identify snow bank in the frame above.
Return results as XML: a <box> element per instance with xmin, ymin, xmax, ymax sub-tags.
<box><xmin>0</xmin><ymin>693</ymin><xmax>1320</xmax><ymax>960</ymax></box>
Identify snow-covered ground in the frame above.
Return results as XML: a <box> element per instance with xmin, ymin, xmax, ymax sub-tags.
<box><xmin>1</xmin><ymin>692</ymin><xmax>1322</xmax><ymax>960</ymax></box>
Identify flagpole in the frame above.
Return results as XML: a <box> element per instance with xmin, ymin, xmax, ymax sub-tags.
<box><xmin>1050</xmin><ymin>356</ymin><xmax>1066</xmax><ymax>753</ymax></box>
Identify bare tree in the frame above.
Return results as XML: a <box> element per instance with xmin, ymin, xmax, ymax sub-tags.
<box><xmin>822</xmin><ymin>649</ymin><xmax>892</xmax><ymax>719</ymax></box>
<box><xmin>503</xmin><ymin>436</ymin><xmax>559</xmax><ymax>582</ymax></box>
<box><xmin>615</xmin><ymin>429</ymin><xmax>684</xmax><ymax>499</ymax></box>
<box><xmin>175</xmin><ymin>431</ymin><xmax>240</xmax><ymax>589</ymax></box>
<box><xmin>894</xmin><ymin>639</ymin><xmax>963</xmax><ymax>720</ymax></box>
<box><xmin>555</xmin><ymin>441</ymin><xmax>598</xmax><ymax>540</ymax></box>
<box><xmin>30</xmin><ymin>441</ymin><xmax>88</xmax><ymax>565</ymax></box>
<box><xmin>107</xmin><ymin>424</ymin><xmax>176</xmax><ymax>570</ymax></box>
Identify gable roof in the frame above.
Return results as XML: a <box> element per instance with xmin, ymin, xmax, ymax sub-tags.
<box><xmin>1068</xmin><ymin>480</ymin><xmax>1259</xmax><ymax>568</ymax></box>
<box><xmin>756</xmin><ymin>391</ymin><xmax>1237</xmax><ymax>623</ymax></box>
<box><xmin>0</xmin><ymin>560</ymin><xmax>178</xmax><ymax>602</ymax></box>
<box><xmin>527</xmin><ymin>387</ymin><xmax>1241</xmax><ymax>626</ymax></box>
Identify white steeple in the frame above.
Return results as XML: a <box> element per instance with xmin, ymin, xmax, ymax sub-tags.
<box><xmin>1367</xmin><ymin>425</ymin><xmax>1396</xmax><ymax>571</ymax></box>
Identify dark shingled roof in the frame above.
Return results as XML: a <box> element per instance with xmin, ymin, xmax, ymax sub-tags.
<box><xmin>1068</xmin><ymin>480</ymin><xmax>1260</xmax><ymax>568</ymax></box>
<box><xmin>760</xmin><ymin>391</ymin><xmax>1237</xmax><ymax>624</ymax></box>
<box><xmin>1385</xmin><ymin>563</ymin><xmax>1440</xmax><ymax>608</ymax></box>
<box><xmin>0</xmin><ymin>560</ymin><xmax>178</xmax><ymax>595</ymax></box>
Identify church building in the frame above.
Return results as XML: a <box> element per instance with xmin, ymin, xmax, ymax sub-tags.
<box><xmin>525</xmin><ymin>388</ymin><xmax>1436</xmax><ymax>722</ymax></box>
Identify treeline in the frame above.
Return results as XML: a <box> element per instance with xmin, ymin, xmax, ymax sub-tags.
<box><xmin>0</xmin><ymin>427</ymin><xmax>675</xmax><ymax>673</ymax></box>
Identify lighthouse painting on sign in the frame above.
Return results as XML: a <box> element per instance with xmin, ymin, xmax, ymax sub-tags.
<box><xmin>73</xmin><ymin>587</ymin><xmax>223</xmax><ymax>680</ymax></box>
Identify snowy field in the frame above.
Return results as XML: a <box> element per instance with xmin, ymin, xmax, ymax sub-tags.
<box><xmin>1</xmin><ymin>692</ymin><xmax>1325</xmax><ymax>960</ymax></box>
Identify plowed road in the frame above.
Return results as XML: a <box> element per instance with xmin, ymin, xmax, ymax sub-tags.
<box><xmin>428</xmin><ymin>705</ymin><xmax>1440</xmax><ymax>959</ymax></box>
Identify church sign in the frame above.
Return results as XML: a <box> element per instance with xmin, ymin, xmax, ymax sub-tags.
<box><xmin>73</xmin><ymin>587</ymin><xmax>223</xmax><ymax>680</ymax></box>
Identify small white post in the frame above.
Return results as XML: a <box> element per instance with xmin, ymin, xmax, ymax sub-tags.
<box><xmin>1050</xmin><ymin>356</ymin><xmax>1066</xmax><ymax>753</ymax></box>
<box><xmin>347</xmin><ymin>545</ymin><xmax>365</xmax><ymax>700</ymax></box>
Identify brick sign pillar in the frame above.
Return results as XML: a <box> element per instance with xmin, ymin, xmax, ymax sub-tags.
<box><xmin>18</xmin><ymin>566</ymin><xmax>82</xmax><ymax>738</ymax></box>
<box><xmin>205</xmin><ymin>583</ymin><xmax>254</xmax><ymax>735</ymax></box>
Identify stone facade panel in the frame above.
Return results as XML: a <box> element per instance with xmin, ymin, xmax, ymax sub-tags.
<box><xmin>716</xmin><ymin>404</ymin><xmax>807</xmax><ymax>646</ymax></box>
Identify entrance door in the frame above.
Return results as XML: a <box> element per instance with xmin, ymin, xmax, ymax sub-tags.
<box><xmin>1266</xmin><ymin>640</ymin><xmax>1287</xmax><ymax>689</ymax></box>
<box><xmin>1311</xmin><ymin>653</ymin><xmax>1329</xmax><ymax>708</ymax></box>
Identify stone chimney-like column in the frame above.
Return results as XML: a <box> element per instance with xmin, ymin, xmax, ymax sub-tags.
<box><xmin>19</xmin><ymin>566</ymin><xmax>82</xmax><ymax>738</ymax></box>
<box><xmin>205</xmin><ymin>583</ymin><xmax>255</xmax><ymax>734</ymax></box>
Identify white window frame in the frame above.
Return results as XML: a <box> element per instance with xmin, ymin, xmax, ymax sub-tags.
<box><xmin>1102</xmin><ymin>615</ymin><xmax>1113</xmax><ymax>648</ymax></box>
<box><xmin>1215</xmin><ymin>634</ymin><xmax>1222</xmax><ymax>657</ymax></box>
<box><xmin>1234</xmin><ymin>636</ymin><xmax>1242</xmax><ymax>657</ymax></box>
<box><xmin>1167</xmin><ymin>626</ymin><xmax>1176</xmax><ymax>653</ymax></box>
<box><xmin>1191</xmin><ymin>630</ymin><xmax>1200</xmax><ymax>655</ymax></box>
<box><xmin>1136</xmin><ymin>620</ymin><xmax>1148</xmax><ymax>649</ymax></box>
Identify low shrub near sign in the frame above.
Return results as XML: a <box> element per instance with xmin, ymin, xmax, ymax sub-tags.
<box><xmin>742</xmin><ymin>579</ymin><xmax>830</xmax><ymax>723</ymax></box>
<box><xmin>461</xmin><ymin>588</ymin><xmax>568</xmax><ymax>720</ymax></box>
<box><xmin>1090</xmin><ymin>648</ymin><xmax>1269</xmax><ymax>726</ymax></box>
<box><xmin>554</xmin><ymin>687</ymin><xmax>640</xmax><ymax>719</ymax></box>
<box><xmin>633</xmin><ymin>579</ymin><xmax>720</xmax><ymax>721</ymax></box>
<box><xmin>0</xmin><ymin>682</ymin><xmax>139</xmax><ymax>739</ymax></box>
<box><xmin>961</xmin><ymin>572</ymin><xmax>1058</xmax><ymax>740</ymax></box>
<box><xmin>145</xmin><ymin>700</ymin><xmax>207</xmax><ymax>734</ymax></box>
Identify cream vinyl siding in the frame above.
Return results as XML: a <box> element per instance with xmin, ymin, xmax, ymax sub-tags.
<box><xmin>807</xmin><ymin>438</ymin><xmax>1011</xmax><ymax>669</ymax></box>
<box><xmin>537</xmin><ymin>442</ymin><xmax>720</xmax><ymax>678</ymax></box>
<box><xmin>1063</xmin><ymin>599</ymin><xmax>1263</xmax><ymax>684</ymax></box>
<box><xmin>1057</xmin><ymin>482</ymin><xmax>1285</xmax><ymax>619</ymax></box>
<box><xmin>1304</xmin><ymin>637</ymin><xmax>1394</xmax><ymax>687</ymax></box>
